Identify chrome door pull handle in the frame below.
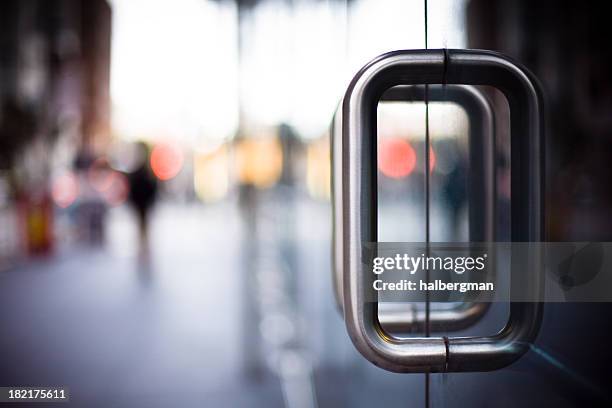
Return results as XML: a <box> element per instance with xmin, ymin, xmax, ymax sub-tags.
<box><xmin>332</xmin><ymin>84</ymin><xmax>496</xmax><ymax>334</ymax></box>
<box><xmin>339</xmin><ymin>49</ymin><xmax>544</xmax><ymax>373</ymax></box>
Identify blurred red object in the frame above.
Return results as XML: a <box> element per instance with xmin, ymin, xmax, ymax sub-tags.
<box><xmin>378</xmin><ymin>138</ymin><xmax>417</xmax><ymax>179</ymax></box>
<box><xmin>52</xmin><ymin>172</ymin><xmax>79</xmax><ymax>208</ymax></box>
<box><xmin>150</xmin><ymin>142</ymin><xmax>184</xmax><ymax>181</ymax></box>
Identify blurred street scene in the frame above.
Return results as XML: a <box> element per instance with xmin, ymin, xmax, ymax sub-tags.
<box><xmin>2</xmin><ymin>0</ymin><xmax>612</xmax><ymax>407</ymax></box>
<box><xmin>0</xmin><ymin>1</ymin><xmax>444</xmax><ymax>406</ymax></box>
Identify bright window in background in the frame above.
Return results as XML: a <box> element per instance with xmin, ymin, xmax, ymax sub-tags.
<box><xmin>109</xmin><ymin>0</ymin><xmax>239</xmax><ymax>146</ymax></box>
<box><xmin>239</xmin><ymin>0</ymin><xmax>426</xmax><ymax>139</ymax></box>
<box><xmin>347</xmin><ymin>0</ymin><xmax>425</xmax><ymax>70</ymax></box>
<box><xmin>110</xmin><ymin>0</ymin><xmax>465</xmax><ymax>143</ymax></box>
<box><xmin>240</xmin><ymin>0</ymin><xmax>465</xmax><ymax>139</ymax></box>
<box><xmin>240</xmin><ymin>0</ymin><xmax>347</xmax><ymax>139</ymax></box>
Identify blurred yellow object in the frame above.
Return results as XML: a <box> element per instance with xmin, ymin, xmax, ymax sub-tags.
<box><xmin>234</xmin><ymin>137</ymin><xmax>283</xmax><ymax>189</ymax></box>
<box><xmin>306</xmin><ymin>137</ymin><xmax>331</xmax><ymax>200</ymax></box>
<box><xmin>194</xmin><ymin>145</ymin><xmax>230</xmax><ymax>203</ymax></box>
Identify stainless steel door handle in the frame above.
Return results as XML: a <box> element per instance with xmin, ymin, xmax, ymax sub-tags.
<box><xmin>332</xmin><ymin>84</ymin><xmax>496</xmax><ymax>334</ymax></box>
<box><xmin>339</xmin><ymin>49</ymin><xmax>544</xmax><ymax>373</ymax></box>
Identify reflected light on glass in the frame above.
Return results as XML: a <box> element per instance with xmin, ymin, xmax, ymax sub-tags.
<box><xmin>429</xmin><ymin>147</ymin><xmax>436</xmax><ymax>173</ymax></box>
<box><xmin>378</xmin><ymin>138</ymin><xmax>416</xmax><ymax>179</ymax></box>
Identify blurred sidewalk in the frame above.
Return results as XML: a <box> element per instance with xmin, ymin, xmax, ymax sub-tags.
<box><xmin>0</xmin><ymin>202</ymin><xmax>285</xmax><ymax>407</ymax></box>
<box><xmin>0</xmin><ymin>198</ymin><xmax>425</xmax><ymax>408</ymax></box>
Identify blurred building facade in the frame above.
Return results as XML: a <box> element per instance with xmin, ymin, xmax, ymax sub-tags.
<box><xmin>464</xmin><ymin>1</ymin><xmax>612</xmax><ymax>402</ymax></box>
<box><xmin>467</xmin><ymin>0</ymin><xmax>612</xmax><ymax>241</ymax></box>
<box><xmin>0</xmin><ymin>0</ymin><xmax>111</xmax><ymax>264</ymax></box>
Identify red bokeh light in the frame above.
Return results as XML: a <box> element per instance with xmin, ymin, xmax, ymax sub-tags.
<box><xmin>88</xmin><ymin>158</ymin><xmax>115</xmax><ymax>193</ymax></box>
<box><xmin>51</xmin><ymin>172</ymin><xmax>79</xmax><ymax>208</ymax></box>
<box><xmin>378</xmin><ymin>138</ymin><xmax>417</xmax><ymax>179</ymax></box>
<box><xmin>101</xmin><ymin>171</ymin><xmax>129</xmax><ymax>206</ymax></box>
<box><xmin>150</xmin><ymin>142</ymin><xmax>184</xmax><ymax>181</ymax></box>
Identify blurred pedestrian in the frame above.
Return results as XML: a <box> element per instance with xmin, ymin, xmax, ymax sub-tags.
<box><xmin>127</xmin><ymin>142</ymin><xmax>158</xmax><ymax>253</ymax></box>
<box><xmin>442</xmin><ymin>157</ymin><xmax>468</xmax><ymax>241</ymax></box>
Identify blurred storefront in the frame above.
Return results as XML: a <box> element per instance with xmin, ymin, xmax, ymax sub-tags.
<box><xmin>0</xmin><ymin>0</ymin><xmax>111</xmax><ymax>264</ymax></box>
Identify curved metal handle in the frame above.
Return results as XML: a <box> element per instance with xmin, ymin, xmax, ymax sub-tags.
<box><xmin>332</xmin><ymin>84</ymin><xmax>496</xmax><ymax>334</ymax></box>
<box><xmin>341</xmin><ymin>49</ymin><xmax>544</xmax><ymax>373</ymax></box>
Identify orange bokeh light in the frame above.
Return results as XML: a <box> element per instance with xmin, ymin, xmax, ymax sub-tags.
<box><xmin>429</xmin><ymin>147</ymin><xmax>436</xmax><ymax>173</ymax></box>
<box><xmin>378</xmin><ymin>138</ymin><xmax>417</xmax><ymax>179</ymax></box>
<box><xmin>150</xmin><ymin>142</ymin><xmax>184</xmax><ymax>181</ymax></box>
